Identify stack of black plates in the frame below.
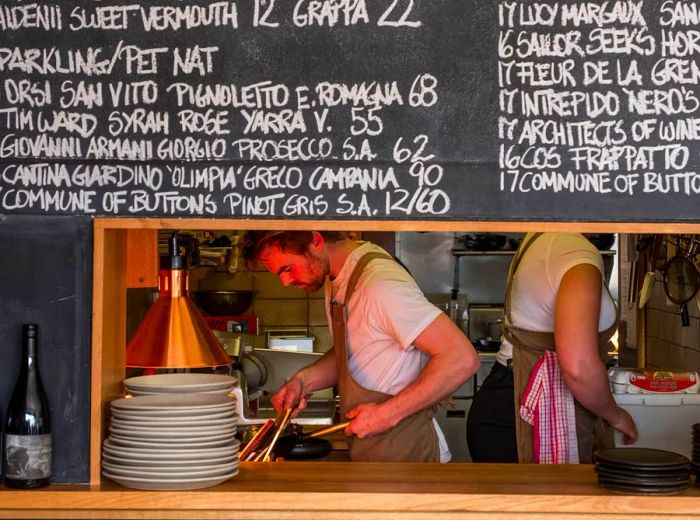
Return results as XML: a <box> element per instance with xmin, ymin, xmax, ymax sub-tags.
<box><xmin>692</xmin><ymin>424</ymin><xmax>700</xmax><ymax>481</ymax></box>
<box><xmin>594</xmin><ymin>448</ymin><xmax>690</xmax><ymax>493</ymax></box>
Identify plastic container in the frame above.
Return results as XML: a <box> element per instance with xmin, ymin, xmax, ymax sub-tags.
<box><xmin>612</xmin><ymin>393</ymin><xmax>700</xmax><ymax>459</ymax></box>
<box><xmin>268</xmin><ymin>337</ymin><xmax>314</xmax><ymax>353</ymax></box>
<box><xmin>608</xmin><ymin>368</ymin><xmax>700</xmax><ymax>394</ymax></box>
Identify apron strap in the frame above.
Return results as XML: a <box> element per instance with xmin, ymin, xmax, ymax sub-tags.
<box><xmin>344</xmin><ymin>252</ymin><xmax>393</xmax><ymax>304</ymax></box>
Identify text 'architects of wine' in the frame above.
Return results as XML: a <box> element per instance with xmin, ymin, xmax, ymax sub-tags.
<box><xmin>0</xmin><ymin>0</ymin><xmax>462</xmax><ymax>218</ymax></box>
<box><xmin>498</xmin><ymin>0</ymin><xmax>700</xmax><ymax>208</ymax></box>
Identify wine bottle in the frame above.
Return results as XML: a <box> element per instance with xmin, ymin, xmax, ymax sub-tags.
<box><xmin>3</xmin><ymin>324</ymin><xmax>51</xmax><ymax>488</ymax></box>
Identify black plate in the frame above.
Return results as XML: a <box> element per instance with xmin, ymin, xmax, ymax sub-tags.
<box><xmin>596</xmin><ymin>466</ymin><xmax>690</xmax><ymax>481</ymax></box>
<box><xmin>599</xmin><ymin>480</ymin><xmax>690</xmax><ymax>494</ymax></box>
<box><xmin>594</xmin><ymin>448</ymin><xmax>689</xmax><ymax>469</ymax></box>
<box><xmin>596</xmin><ymin>461</ymin><xmax>690</xmax><ymax>474</ymax></box>
<box><xmin>597</xmin><ymin>471</ymin><xmax>690</xmax><ymax>487</ymax></box>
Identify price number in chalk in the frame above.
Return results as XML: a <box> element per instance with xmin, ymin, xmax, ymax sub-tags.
<box><xmin>409</xmin><ymin>74</ymin><xmax>438</xmax><ymax>107</ymax></box>
<box><xmin>387</xmin><ymin>136</ymin><xmax>450</xmax><ymax>215</ymax></box>
<box><xmin>350</xmin><ymin>107</ymin><xmax>383</xmax><ymax>136</ymax></box>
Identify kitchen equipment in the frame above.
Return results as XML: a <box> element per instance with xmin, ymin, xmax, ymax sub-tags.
<box><xmin>587</xmin><ymin>233</ymin><xmax>616</xmax><ymax>251</ymax></box>
<box><xmin>457</xmin><ymin>234</ymin><xmax>507</xmax><ymax>251</ymax></box>
<box><xmin>468</xmin><ymin>305</ymin><xmax>504</xmax><ymax>343</ymax></box>
<box><xmin>193</xmin><ymin>290</ymin><xmax>253</xmax><ymax>316</ymax></box>
<box><xmin>474</xmin><ymin>337</ymin><xmax>501</xmax><ymax>352</ymax></box>
<box><xmin>663</xmin><ymin>236</ymin><xmax>700</xmax><ymax>327</ymax></box>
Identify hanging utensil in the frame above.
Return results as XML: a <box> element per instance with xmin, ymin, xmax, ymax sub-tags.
<box><xmin>663</xmin><ymin>236</ymin><xmax>700</xmax><ymax>327</ymax></box>
<box><xmin>638</xmin><ymin>235</ymin><xmax>662</xmax><ymax>309</ymax></box>
<box><xmin>628</xmin><ymin>235</ymin><xmax>652</xmax><ymax>307</ymax></box>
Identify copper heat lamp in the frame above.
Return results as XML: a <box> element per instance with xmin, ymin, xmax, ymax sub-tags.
<box><xmin>126</xmin><ymin>233</ymin><xmax>231</xmax><ymax>368</ymax></box>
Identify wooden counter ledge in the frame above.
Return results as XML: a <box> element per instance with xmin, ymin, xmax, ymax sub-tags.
<box><xmin>1</xmin><ymin>463</ymin><xmax>699</xmax><ymax>519</ymax></box>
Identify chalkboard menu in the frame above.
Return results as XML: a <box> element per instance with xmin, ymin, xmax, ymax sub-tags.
<box><xmin>0</xmin><ymin>0</ymin><xmax>698</xmax><ymax>221</ymax></box>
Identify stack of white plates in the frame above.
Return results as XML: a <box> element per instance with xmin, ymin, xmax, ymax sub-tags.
<box><xmin>102</xmin><ymin>393</ymin><xmax>239</xmax><ymax>490</ymax></box>
<box><xmin>123</xmin><ymin>373</ymin><xmax>237</xmax><ymax>396</ymax></box>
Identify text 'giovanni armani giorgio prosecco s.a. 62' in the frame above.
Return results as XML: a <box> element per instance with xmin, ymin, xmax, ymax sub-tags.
<box><xmin>3</xmin><ymin>324</ymin><xmax>51</xmax><ymax>488</ymax></box>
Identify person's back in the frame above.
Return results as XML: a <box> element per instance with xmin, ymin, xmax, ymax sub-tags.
<box><xmin>468</xmin><ymin>233</ymin><xmax>636</xmax><ymax>463</ymax></box>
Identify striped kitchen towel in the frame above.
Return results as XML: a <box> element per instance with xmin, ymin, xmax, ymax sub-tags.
<box><xmin>520</xmin><ymin>350</ymin><xmax>579</xmax><ymax>464</ymax></box>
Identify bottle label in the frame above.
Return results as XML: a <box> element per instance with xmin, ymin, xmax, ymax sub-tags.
<box><xmin>4</xmin><ymin>434</ymin><xmax>51</xmax><ymax>480</ymax></box>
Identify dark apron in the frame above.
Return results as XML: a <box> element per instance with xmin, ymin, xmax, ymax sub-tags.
<box><xmin>505</xmin><ymin>234</ymin><xmax>617</xmax><ymax>463</ymax></box>
<box><xmin>331</xmin><ymin>251</ymin><xmax>439</xmax><ymax>462</ymax></box>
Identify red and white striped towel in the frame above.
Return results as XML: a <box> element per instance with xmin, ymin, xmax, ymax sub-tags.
<box><xmin>520</xmin><ymin>350</ymin><xmax>579</xmax><ymax>464</ymax></box>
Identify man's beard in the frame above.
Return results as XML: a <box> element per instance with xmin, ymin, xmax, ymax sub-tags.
<box><xmin>300</xmin><ymin>250</ymin><xmax>329</xmax><ymax>292</ymax></box>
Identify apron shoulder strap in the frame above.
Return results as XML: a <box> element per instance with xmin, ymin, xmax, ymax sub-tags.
<box><xmin>504</xmin><ymin>233</ymin><xmax>544</xmax><ymax>323</ymax></box>
<box><xmin>344</xmin><ymin>252</ymin><xmax>393</xmax><ymax>303</ymax></box>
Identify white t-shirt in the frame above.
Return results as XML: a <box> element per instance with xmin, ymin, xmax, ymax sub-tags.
<box><xmin>496</xmin><ymin>233</ymin><xmax>617</xmax><ymax>367</ymax></box>
<box><xmin>325</xmin><ymin>242</ymin><xmax>451</xmax><ymax>462</ymax></box>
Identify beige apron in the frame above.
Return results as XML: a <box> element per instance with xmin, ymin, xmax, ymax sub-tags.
<box><xmin>505</xmin><ymin>234</ymin><xmax>617</xmax><ymax>463</ymax></box>
<box><xmin>331</xmin><ymin>252</ymin><xmax>439</xmax><ymax>462</ymax></box>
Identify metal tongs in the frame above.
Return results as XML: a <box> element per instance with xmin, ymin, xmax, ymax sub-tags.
<box><xmin>239</xmin><ymin>408</ymin><xmax>350</xmax><ymax>462</ymax></box>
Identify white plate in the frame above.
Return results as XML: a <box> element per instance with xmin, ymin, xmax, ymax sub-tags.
<box><xmin>127</xmin><ymin>387</ymin><xmax>234</xmax><ymax>396</ymax></box>
<box><xmin>110</xmin><ymin>416</ymin><xmax>236</xmax><ymax>429</ymax></box>
<box><xmin>111</xmin><ymin>394</ymin><xmax>235</xmax><ymax>412</ymax></box>
<box><xmin>108</xmin><ymin>404</ymin><xmax>236</xmax><ymax>419</ymax></box>
<box><xmin>109</xmin><ymin>430</ymin><xmax>237</xmax><ymax>445</ymax></box>
<box><xmin>109</xmin><ymin>425</ymin><xmax>236</xmax><ymax>439</ymax></box>
<box><xmin>111</xmin><ymin>409</ymin><xmax>235</xmax><ymax>423</ymax></box>
<box><xmin>123</xmin><ymin>374</ymin><xmax>237</xmax><ymax>392</ymax></box>
<box><xmin>103</xmin><ymin>439</ymin><xmax>239</xmax><ymax>459</ymax></box>
<box><xmin>109</xmin><ymin>421</ymin><xmax>236</xmax><ymax>434</ymax></box>
<box><xmin>102</xmin><ymin>469</ymin><xmax>238</xmax><ymax>490</ymax></box>
<box><xmin>102</xmin><ymin>461</ymin><xmax>238</xmax><ymax>479</ymax></box>
<box><xmin>102</xmin><ymin>453</ymin><xmax>237</xmax><ymax>467</ymax></box>
<box><xmin>102</xmin><ymin>447</ymin><xmax>238</xmax><ymax>463</ymax></box>
<box><xmin>107</xmin><ymin>434</ymin><xmax>237</xmax><ymax>450</ymax></box>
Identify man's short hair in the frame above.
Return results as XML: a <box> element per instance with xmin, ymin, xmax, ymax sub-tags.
<box><xmin>240</xmin><ymin>231</ymin><xmax>348</xmax><ymax>267</ymax></box>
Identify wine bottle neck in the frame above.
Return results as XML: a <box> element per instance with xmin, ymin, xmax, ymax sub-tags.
<box><xmin>24</xmin><ymin>337</ymin><xmax>37</xmax><ymax>359</ymax></box>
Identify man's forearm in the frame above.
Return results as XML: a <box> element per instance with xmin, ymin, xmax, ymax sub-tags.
<box><xmin>381</xmin><ymin>351</ymin><xmax>478</xmax><ymax>427</ymax></box>
<box><xmin>292</xmin><ymin>348</ymin><xmax>339</xmax><ymax>395</ymax></box>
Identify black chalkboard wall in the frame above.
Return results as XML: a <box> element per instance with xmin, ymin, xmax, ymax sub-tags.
<box><xmin>0</xmin><ymin>0</ymin><xmax>698</xmax><ymax>221</ymax></box>
<box><xmin>0</xmin><ymin>215</ymin><xmax>92</xmax><ymax>483</ymax></box>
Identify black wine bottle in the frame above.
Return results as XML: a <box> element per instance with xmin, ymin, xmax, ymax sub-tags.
<box><xmin>3</xmin><ymin>324</ymin><xmax>51</xmax><ymax>488</ymax></box>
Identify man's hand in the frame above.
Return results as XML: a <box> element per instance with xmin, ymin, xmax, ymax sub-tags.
<box><xmin>344</xmin><ymin>402</ymin><xmax>397</xmax><ymax>439</ymax></box>
<box><xmin>607</xmin><ymin>406</ymin><xmax>638</xmax><ymax>444</ymax></box>
<box><xmin>270</xmin><ymin>377</ymin><xmax>308</xmax><ymax>418</ymax></box>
